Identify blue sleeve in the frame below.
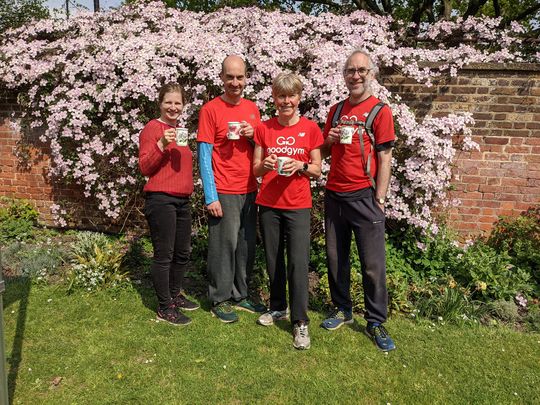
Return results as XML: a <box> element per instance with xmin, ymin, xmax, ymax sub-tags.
<box><xmin>197</xmin><ymin>142</ymin><xmax>218</xmax><ymax>205</ymax></box>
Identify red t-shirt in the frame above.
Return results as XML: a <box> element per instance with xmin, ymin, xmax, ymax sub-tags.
<box><xmin>323</xmin><ymin>96</ymin><xmax>395</xmax><ymax>192</ymax></box>
<box><xmin>254</xmin><ymin>117</ymin><xmax>323</xmax><ymax>209</ymax></box>
<box><xmin>139</xmin><ymin>119</ymin><xmax>194</xmax><ymax>196</ymax></box>
<box><xmin>197</xmin><ymin>97</ymin><xmax>261</xmax><ymax>194</ymax></box>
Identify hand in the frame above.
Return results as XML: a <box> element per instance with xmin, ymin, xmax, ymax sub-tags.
<box><xmin>325</xmin><ymin>127</ymin><xmax>340</xmax><ymax>145</ymax></box>
<box><xmin>263</xmin><ymin>154</ymin><xmax>278</xmax><ymax>171</ymax></box>
<box><xmin>207</xmin><ymin>201</ymin><xmax>223</xmax><ymax>217</ymax></box>
<box><xmin>376</xmin><ymin>201</ymin><xmax>385</xmax><ymax>212</ymax></box>
<box><xmin>159</xmin><ymin>128</ymin><xmax>176</xmax><ymax>150</ymax></box>
<box><xmin>240</xmin><ymin>121</ymin><xmax>254</xmax><ymax>139</ymax></box>
<box><xmin>282</xmin><ymin>159</ymin><xmax>301</xmax><ymax>176</ymax></box>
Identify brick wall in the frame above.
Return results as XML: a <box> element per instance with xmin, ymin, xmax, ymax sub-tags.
<box><xmin>382</xmin><ymin>63</ymin><xmax>540</xmax><ymax>234</ymax></box>
<box><xmin>1</xmin><ymin>63</ymin><xmax>539</xmax><ymax>236</ymax></box>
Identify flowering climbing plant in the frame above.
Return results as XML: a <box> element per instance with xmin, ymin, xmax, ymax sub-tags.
<box><xmin>0</xmin><ymin>1</ymin><xmax>533</xmax><ymax>230</ymax></box>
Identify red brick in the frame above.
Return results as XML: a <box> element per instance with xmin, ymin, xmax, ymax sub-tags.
<box><xmin>484</xmin><ymin>137</ymin><xmax>508</xmax><ymax>145</ymax></box>
<box><xmin>504</xmin><ymin>145</ymin><xmax>531</xmax><ymax>154</ymax></box>
<box><xmin>524</xmin><ymin>138</ymin><xmax>540</xmax><ymax>146</ymax></box>
<box><xmin>491</xmin><ymin>105</ymin><xmax>515</xmax><ymax>112</ymax></box>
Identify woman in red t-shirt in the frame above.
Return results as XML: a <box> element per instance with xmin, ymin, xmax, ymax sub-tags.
<box><xmin>253</xmin><ymin>73</ymin><xmax>323</xmax><ymax>350</ymax></box>
<box><xmin>138</xmin><ymin>83</ymin><xmax>199</xmax><ymax>326</ymax></box>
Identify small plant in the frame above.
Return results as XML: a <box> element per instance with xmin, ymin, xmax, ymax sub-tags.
<box><xmin>0</xmin><ymin>197</ymin><xmax>39</xmax><ymax>243</ymax></box>
<box><xmin>524</xmin><ymin>304</ymin><xmax>540</xmax><ymax>332</ymax></box>
<box><xmin>413</xmin><ymin>284</ymin><xmax>487</xmax><ymax>325</ymax></box>
<box><xmin>1</xmin><ymin>237</ymin><xmax>69</xmax><ymax>281</ymax></box>
<box><xmin>487</xmin><ymin>207</ymin><xmax>540</xmax><ymax>291</ymax></box>
<box><xmin>488</xmin><ymin>300</ymin><xmax>520</xmax><ymax>324</ymax></box>
<box><xmin>68</xmin><ymin>232</ymin><xmax>129</xmax><ymax>292</ymax></box>
<box><xmin>455</xmin><ymin>241</ymin><xmax>533</xmax><ymax>301</ymax></box>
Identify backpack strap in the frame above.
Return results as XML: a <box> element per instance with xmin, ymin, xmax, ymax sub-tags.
<box><xmin>331</xmin><ymin>100</ymin><xmax>346</xmax><ymax>128</ymax></box>
<box><xmin>361</xmin><ymin>101</ymin><xmax>386</xmax><ymax>190</ymax></box>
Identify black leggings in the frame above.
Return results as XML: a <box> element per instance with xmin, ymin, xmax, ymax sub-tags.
<box><xmin>144</xmin><ymin>192</ymin><xmax>191</xmax><ymax>310</ymax></box>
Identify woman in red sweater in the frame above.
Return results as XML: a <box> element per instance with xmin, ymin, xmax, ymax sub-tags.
<box><xmin>139</xmin><ymin>83</ymin><xmax>198</xmax><ymax>325</ymax></box>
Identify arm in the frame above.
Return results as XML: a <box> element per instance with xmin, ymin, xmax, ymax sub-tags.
<box><xmin>253</xmin><ymin>144</ymin><xmax>277</xmax><ymax>177</ymax></box>
<box><xmin>375</xmin><ymin>148</ymin><xmax>393</xmax><ymax>210</ymax></box>
<box><xmin>320</xmin><ymin>128</ymin><xmax>339</xmax><ymax>159</ymax></box>
<box><xmin>139</xmin><ymin>124</ymin><xmax>174</xmax><ymax>177</ymax></box>
<box><xmin>197</xmin><ymin>142</ymin><xmax>222</xmax><ymax>217</ymax></box>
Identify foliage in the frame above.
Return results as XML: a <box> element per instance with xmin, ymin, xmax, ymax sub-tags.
<box><xmin>488</xmin><ymin>299</ymin><xmax>520</xmax><ymax>324</ymax></box>
<box><xmin>455</xmin><ymin>241</ymin><xmax>533</xmax><ymax>301</ymax></box>
<box><xmin>67</xmin><ymin>232</ymin><xmax>129</xmax><ymax>292</ymax></box>
<box><xmin>1</xmin><ymin>239</ymin><xmax>68</xmax><ymax>280</ymax></box>
<box><xmin>122</xmin><ymin>235</ymin><xmax>153</xmax><ymax>277</ymax></box>
<box><xmin>6</xmin><ymin>3</ymin><xmax>538</xmax><ymax>231</ymax></box>
<box><xmin>487</xmin><ymin>207</ymin><xmax>540</xmax><ymax>289</ymax></box>
<box><xmin>412</xmin><ymin>285</ymin><xmax>488</xmax><ymax>325</ymax></box>
<box><xmin>524</xmin><ymin>304</ymin><xmax>540</xmax><ymax>332</ymax></box>
<box><xmin>0</xmin><ymin>197</ymin><xmax>39</xmax><ymax>243</ymax></box>
<box><xmin>0</xmin><ymin>0</ymin><xmax>49</xmax><ymax>32</ymax></box>
<box><xmin>136</xmin><ymin>0</ymin><xmax>540</xmax><ymax>33</ymax></box>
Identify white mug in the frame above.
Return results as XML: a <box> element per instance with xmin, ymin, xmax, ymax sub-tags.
<box><xmin>276</xmin><ymin>156</ymin><xmax>292</xmax><ymax>176</ymax></box>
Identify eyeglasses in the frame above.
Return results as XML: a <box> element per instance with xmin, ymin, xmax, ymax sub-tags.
<box><xmin>344</xmin><ymin>67</ymin><xmax>372</xmax><ymax>77</ymax></box>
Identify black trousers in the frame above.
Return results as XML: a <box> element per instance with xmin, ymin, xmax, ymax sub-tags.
<box><xmin>259</xmin><ymin>206</ymin><xmax>310</xmax><ymax>323</ymax></box>
<box><xmin>324</xmin><ymin>189</ymin><xmax>388</xmax><ymax>324</ymax></box>
<box><xmin>144</xmin><ymin>192</ymin><xmax>191</xmax><ymax>310</ymax></box>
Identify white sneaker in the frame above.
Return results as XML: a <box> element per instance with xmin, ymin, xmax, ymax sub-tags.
<box><xmin>293</xmin><ymin>321</ymin><xmax>310</xmax><ymax>350</ymax></box>
<box><xmin>257</xmin><ymin>309</ymin><xmax>289</xmax><ymax>326</ymax></box>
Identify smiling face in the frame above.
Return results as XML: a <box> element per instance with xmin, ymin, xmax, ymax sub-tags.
<box><xmin>343</xmin><ymin>52</ymin><xmax>374</xmax><ymax>103</ymax></box>
<box><xmin>220</xmin><ymin>56</ymin><xmax>246</xmax><ymax>101</ymax></box>
<box><xmin>159</xmin><ymin>91</ymin><xmax>183</xmax><ymax>126</ymax></box>
<box><xmin>273</xmin><ymin>92</ymin><xmax>301</xmax><ymax>119</ymax></box>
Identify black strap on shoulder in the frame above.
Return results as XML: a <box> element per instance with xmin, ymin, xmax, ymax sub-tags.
<box><xmin>364</xmin><ymin>101</ymin><xmax>385</xmax><ymax>145</ymax></box>
<box><xmin>331</xmin><ymin>100</ymin><xmax>346</xmax><ymax>128</ymax></box>
<box><xmin>362</xmin><ymin>101</ymin><xmax>386</xmax><ymax>190</ymax></box>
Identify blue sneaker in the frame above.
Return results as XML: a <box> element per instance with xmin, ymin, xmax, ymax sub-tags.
<box><xmin>365</xmin><ymin>323</ymin><xmax>396</xmax><ymax>351</ymax></box>
<box><xmin>321</xmin><ymin>308</ymin><xmax>353</xmax><ymax>330</ymax></box>
<box><xmin>233</xmin><ymin>299</ymin><xmax>267</xmax><ymax>314</ymax></box>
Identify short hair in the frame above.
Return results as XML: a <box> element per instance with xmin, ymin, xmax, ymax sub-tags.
<box><xmin>343</xmin><ymin>50</ymin><xmax>379</xmax><ymax>76</ymax></box>
<box><xmin>157</xmin><ymin>82</ymin><xmax>185</xmax><ymax>104</ymax></box>
<box><xmin>272</xmin><ymin>72</ymin><xmax>303</xmax><ymax>96</ymax></box>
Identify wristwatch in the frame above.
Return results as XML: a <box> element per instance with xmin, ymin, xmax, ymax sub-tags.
<box><xmin>376</xmin><ymin>197</ymin><xmax>386</xmax><ymax>205</ymax></box>
<box><xmin>299</xmin><ymin>162</ymin><xmax>308</xmax><ymax>174</ymax></box>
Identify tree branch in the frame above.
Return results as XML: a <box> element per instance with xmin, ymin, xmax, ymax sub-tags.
<box><xmin>493</xmin><ymin>0</ymin><xmax>500</xmax><ymax>17</ymax></box>
<box><xmin>464</xmin><ymin>0</ymin><xmax>489</xmax><ymax>19</ymax></box>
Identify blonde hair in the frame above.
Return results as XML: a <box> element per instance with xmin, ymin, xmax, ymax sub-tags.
<box><xmin>272</xmin><ymin>72</ymin><xmax>303</xmax><ymax>96</ymax></box>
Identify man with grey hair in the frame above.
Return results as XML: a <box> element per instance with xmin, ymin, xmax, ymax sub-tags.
<box><xmin>320</xmin><ymin>50</ymin><xmax>396</xmax><ymax>351</ymax></box>
<box><xmin>197</xmin><ymin>55</ymin><xmax>266</xmax><ymax>323</ymax></box>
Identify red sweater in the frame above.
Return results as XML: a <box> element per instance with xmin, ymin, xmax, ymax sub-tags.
<box><xmin>139</xmin><ymin>119</ymin><xmax>194</xmax><ymax>196</ymax></box>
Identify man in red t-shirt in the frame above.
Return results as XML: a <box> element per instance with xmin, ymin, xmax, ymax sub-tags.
<box><xmin>320</xmin><ymin>50</ymin><xmax>397</xmax><ymax>351</ymax></box>
<box><xmin>197</xmin><ymin>55</ymin><xmax>266</xmax><ymax>323</ymax></box>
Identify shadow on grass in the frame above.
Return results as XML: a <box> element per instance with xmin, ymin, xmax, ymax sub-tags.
<box><xmin>2</xmin><ymin>276</ymin><xmax>31</xmax><ymax>405</ymax></box>
<box><xmin>129</xmin><ymin>264</ymin><xmax>209</xmax><ymax>315</ymax></box>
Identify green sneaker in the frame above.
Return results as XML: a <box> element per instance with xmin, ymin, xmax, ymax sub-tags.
<box><xmin>233</xmin><ymin>299</ymin><xmax>267</xmax><ymax>314</ymax></box>
<box><xmin>211</xmin><ymin>301</ymin><xmax>238</xmax><ymax>323</ymax></box>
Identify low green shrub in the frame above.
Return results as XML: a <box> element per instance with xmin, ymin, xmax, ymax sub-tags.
<box><xmin>122</xmin><ymin>235</ymin><xmax>153</xmax><ymax>277</ymax></box>
<box><xmin>524</xmin><ymin>304</ymin><xmax>540</xmax><ymax>332</ymax></box>
<box><xmin>67</xmin><ymin>232</ymin><xmax>129</xmax><ymax>292</ymax></box>
<box><xmin>487</xmin><ymin>207</ymin><xmax>540</xmax><ymax>291</ymax></box>
<box><xmin>0</xmin><ymin>197</ymin><xmax>39</xmax><ymax>243</ymax></box>
<box><xmin>455</xmin><ymin>241</ymin><xmax>533</xmax><ymax>301</ymax></box>
<box><xmin>412</xmin><ymin>284</ymin><xmax>487</xmax><ymax>325</ymax></box>
<box><xmin>488</xmin><ymin>300</ymin><xmax>520</xmax><ymax>324</ymax></box>
<box><xmin>1</xmin><ymin>237</ymin><xmax>69</xmax><ymax>281</ymax></box>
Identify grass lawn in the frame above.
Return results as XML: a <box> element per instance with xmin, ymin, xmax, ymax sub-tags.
<box><xmin>2</xmin><ymin>278</ymin><xmax>540</xmax><ymax>404</ymax></box>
